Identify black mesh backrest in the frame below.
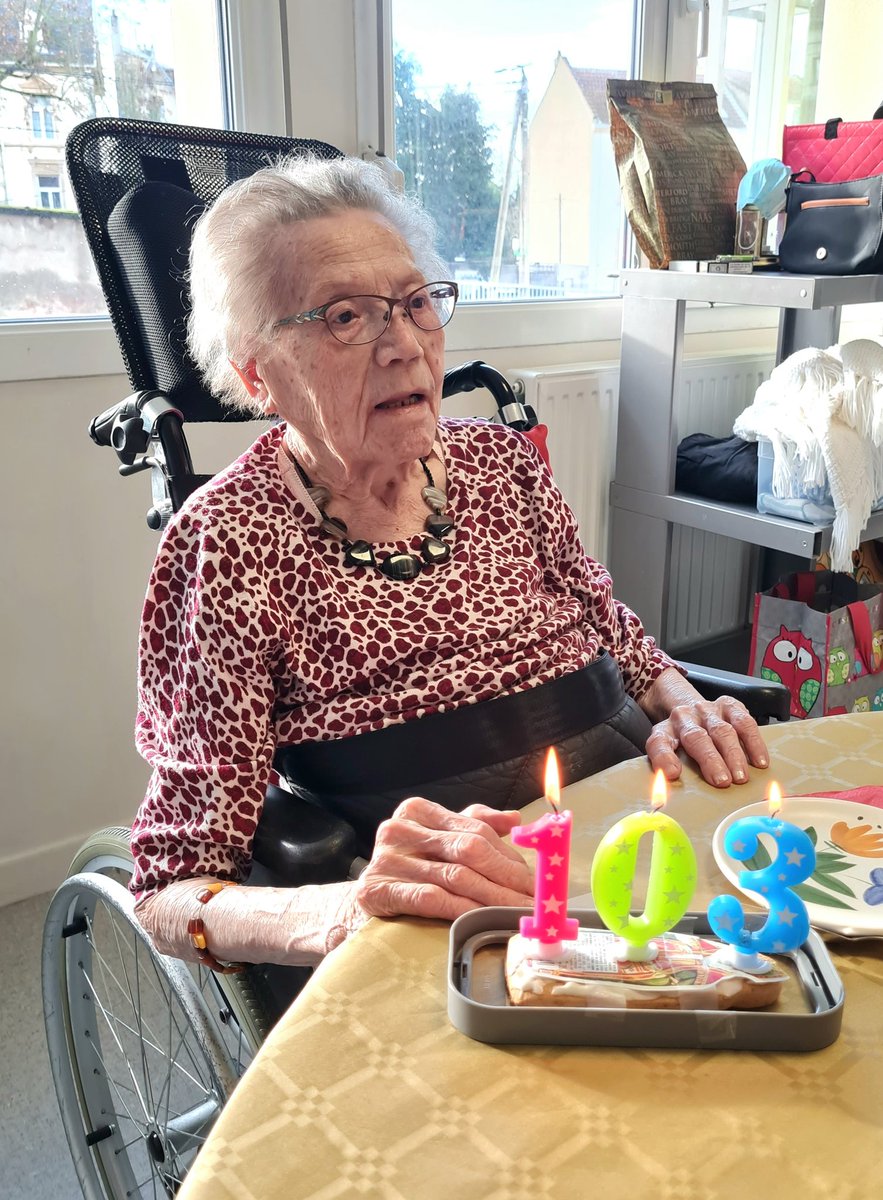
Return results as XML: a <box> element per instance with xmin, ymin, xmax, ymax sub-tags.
<box><xmin>66</xmin><ymin>118</ymin><xmax>343</xmax><ymax>421</ymax></box>
<box><xmin>107</xmin><ymin>181</ymin><xmax>206</xmax><ymax>410</ymax></box>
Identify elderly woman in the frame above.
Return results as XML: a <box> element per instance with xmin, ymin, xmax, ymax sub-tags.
<box><xmin>132</xmin><ymin>154</ymin><xmax>768</xmax><ymax>973</ymax></box>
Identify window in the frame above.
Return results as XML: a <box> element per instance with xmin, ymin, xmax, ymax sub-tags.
<box><xmin>30</xmin><ymin>98</ymin><xmax>55</xmax><ymax>139</ymax></box>
<box><xmin>700</xmin><ymin>1</ymin><xmax>882</xmax><ymax>165</ymax></box>
<box><xmin>0</xmin><ymin>0</ymin><xmax>226</xmax><ymax>320</ymax></box>
<box><xmin>391</xmin><ymin>0</ymin><xmax>637</xmax><ymax>303</ymax></box>
<box><xmin>6</xmin><ymin>1</ymin><xmax>877</xmax><ymax>377</ymax></box>
<box><xmin>36</xmin><ymin>174</ymin><xmax>62</xmax><ymax>208</ymax></box>
<box><xmin>697</xmin><ymin>0</ymin><xmax>821</xmax><ymax>163</ymax></box>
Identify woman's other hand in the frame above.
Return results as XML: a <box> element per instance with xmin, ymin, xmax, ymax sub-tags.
<box><xmin>352</xmin><ymin>797</ymin><xmax>534</xmax><ymax>923</ymax></box>
<box><xmin>641</xmin><ymin>668</ymin><xmax>769</xmax><ymax>788</ymax></box>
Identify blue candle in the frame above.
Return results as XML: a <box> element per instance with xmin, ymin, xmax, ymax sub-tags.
<box><xmin>708</xmin><ymin>783</ymin><xmax>816</xmax><ymax>973</ymax></box>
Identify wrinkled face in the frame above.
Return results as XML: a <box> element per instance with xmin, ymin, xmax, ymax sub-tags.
<box><xmin>248</xmin><ymin>210</ymin><xmax>445</xmax><ymax>481</ymax></box>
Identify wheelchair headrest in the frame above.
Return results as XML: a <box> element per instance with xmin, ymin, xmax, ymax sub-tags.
<box><xmin>107</xmin><ymin>181</ymin><xmax>211</xmax><ymax>417</ymax></box>
<box><xmin>67</xmin><ymin>117</ymin><xmax>343</xmax><ymax>422</ymax></box>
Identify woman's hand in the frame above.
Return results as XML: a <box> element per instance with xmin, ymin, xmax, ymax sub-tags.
<box><xmin>641</xmin><ymin>668</ymin><xmax>770</xmax><ymax>788</ymax></box>
<box><xmin>352</xmin><ymin>797</ymin><xmax>534</xmax><ymax>923</ymax></box>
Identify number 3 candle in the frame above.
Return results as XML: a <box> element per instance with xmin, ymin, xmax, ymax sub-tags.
<box><xmin>591</xmin><ymin>770</ymin><xmax>697</xmax><ymax>961</ymax></box>
<box><xmin>511</xmin><ymin>749</ymin><xmax>579</xmax><ymax>960</ymax></box>
<box><xmin>708</xmin><ymin>782</ymin><xmax>815</xmax><ymax>973</ymax></box>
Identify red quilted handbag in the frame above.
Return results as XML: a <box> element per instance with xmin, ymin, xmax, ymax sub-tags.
<box><xmin>783</xmin><ymin>107</ymin><xmax>883</xmax><ymax>182</ymax></box>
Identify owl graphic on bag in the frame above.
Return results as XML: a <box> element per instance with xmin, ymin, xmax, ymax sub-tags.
<box><xmin>761</xmin><ymin>626</ymin><xmax>823</xmax><ymax>718</ymax></box>
<box><xmin>827</xmin><ymin>646</ymin><xmax>850</xmax><ymax>686</ymax></box>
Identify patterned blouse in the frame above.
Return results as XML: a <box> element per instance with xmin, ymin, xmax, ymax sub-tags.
<box><xmin>131</xmin><ymin>418</ymin><xmax>674</xmax><ymax>896</ymax></box>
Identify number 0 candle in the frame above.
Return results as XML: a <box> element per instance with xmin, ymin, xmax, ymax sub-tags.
<box><xmin>511</xmin><ymin>749</ymin><xmax>579</xmax><ymax>960</ymax></box>
<box><xmin>708</xmin><ymin>782</ymin><xmax>815</xmax><ymax>973</ymax></box>
<box><xmin>591</xmin><ymin>771</ymin><xmax>697</xmax><ymax>961</ymax></box>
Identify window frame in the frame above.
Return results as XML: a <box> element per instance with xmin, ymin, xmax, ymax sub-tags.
<box><xmin>31</xmin><ymin>98</ymin><xmax>56</xmax><ymax>140</ymax></box>
<box><xmin>0</xmin><ymin>0</ymin><xmax>785</xmax><ymax>384</ymax></box>
<box><xmin>36</xmin><ymin>173</ymin><xmax>63</xmax><ymax>209</ymax></box>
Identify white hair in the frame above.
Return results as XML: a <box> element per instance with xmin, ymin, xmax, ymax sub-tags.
<box><xmin>186</xmin><ymin>154</ymin><xmax>447</xmax><ymax>414</ymax></box>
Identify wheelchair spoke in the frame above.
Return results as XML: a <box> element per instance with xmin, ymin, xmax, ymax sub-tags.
<box><xmin>108</xmin><ymin>901</ymin><xmax>158</xmax><ymax>1125</ymax></box>
<box><xmin>84</xmin><ymin>1039</ymin><xmax>149</xmax><ymax>1139</ymax></box>
<box><xmin>130</xmin><ymin>1169</ymin><xmax>162</xmax><ymax>1200</ymax></box>
<box><xmin>80</xmin><ymin>958</ymin><xmax>152</xmax><ymax>1123</ymax></box>
<box><xmin>164</xmin><ymin>1098</ymin><xmax>217</xmax><ymax>1154</ymax></box>
<box><xmin>45</xmin><ymin>872</ymin><xmax>256</xmax><ymax>1200</ymax></box>
<box><xmin>88</xmin><ymin>914</ymin><xmax>217</xmax><ymax>1093</ymax></box>
<box><xmin>93</xmin><ymin>913</ymin><xmax>188</xmax><ymax>1066</ymax></box>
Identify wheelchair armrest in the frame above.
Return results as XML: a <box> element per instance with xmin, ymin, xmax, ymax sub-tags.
<box><xmin>248</xmin><ymin>783</ymin><xmax>366</xmax><ymax>888</ymax></box>
<box><xmin>679</xmin><ymin>661</ymin><xmax>790</xmax><ymax>725</ymax></box>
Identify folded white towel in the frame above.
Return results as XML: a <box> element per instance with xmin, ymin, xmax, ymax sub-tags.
<box><xmin>734</xmin><ymin>338</ymin><xmax>883</xmax><ymax>572</ymax></box>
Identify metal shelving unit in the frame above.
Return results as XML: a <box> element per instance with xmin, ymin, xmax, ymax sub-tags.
<box><xmin>609</xmin><ymin>269</ymin><xmax>883</xmax><ymax>650</ymax></box>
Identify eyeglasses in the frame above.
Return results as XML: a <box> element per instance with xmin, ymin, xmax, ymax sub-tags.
<box><xmin>273</xmin><ymin>281</ymin><xmax>459</xmax><ymax>346</ymax></box>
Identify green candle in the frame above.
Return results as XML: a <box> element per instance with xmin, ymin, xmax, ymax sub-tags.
<box><xmin>590</xmin><ymin>770</ymin><xmax>697</xmax><ymax>961</ymax></box>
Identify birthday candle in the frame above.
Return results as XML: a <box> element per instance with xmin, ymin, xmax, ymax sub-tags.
<box><xmin>591</xmin><ymin>771</ymin><xmax>697</xmax><ymax>961</ymax></box>
<box><xmin>708</xmin><ymin>781</ymin><xmax>815</xmax><ymax>973</ymax></box>
<box><xmin>511</xmin><ymin>749</ymin><xmax>579</xmax><ymax>960</ymax></box>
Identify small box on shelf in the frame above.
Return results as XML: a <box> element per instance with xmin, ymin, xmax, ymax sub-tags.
<box><xmin>756</xmin><ymin>437</ymin><xmax>883</xmax><ymax>523</ymax></box>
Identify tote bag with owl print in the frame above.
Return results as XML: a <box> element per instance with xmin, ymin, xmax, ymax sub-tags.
<box><xmin>749</xmin><ymin>572</ymin><xmax>883</xmax><ymax>719</ymax></box>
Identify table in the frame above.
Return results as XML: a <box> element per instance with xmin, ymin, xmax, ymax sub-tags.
<box><xmin>179</xmin><ymin>713</ymin><xmax>883</xmax><ymax>1200</ymax></box>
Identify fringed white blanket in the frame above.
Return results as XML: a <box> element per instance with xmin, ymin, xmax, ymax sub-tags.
<box><xmin>734</xmin><ymin>338</ymin><xmax>883</xmax><ymax>572</ymax></box>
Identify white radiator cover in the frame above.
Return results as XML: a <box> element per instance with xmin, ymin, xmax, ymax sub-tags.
<box><xmin>509</xmin><ymin>353</ymin><xmax>774</xmax><ymax>653</ymax></box>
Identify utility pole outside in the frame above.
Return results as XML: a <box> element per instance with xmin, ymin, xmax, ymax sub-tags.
<box><xmin>489</xmin><ymin>66</ymin><xmax>528</xmax><ymax>287</ymax></box>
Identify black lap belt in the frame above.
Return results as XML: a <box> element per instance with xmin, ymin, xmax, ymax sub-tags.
<box><xmin>275</xmin><ymin>652</ymin><xmax>628</xmax><ymax>795</ymax></box>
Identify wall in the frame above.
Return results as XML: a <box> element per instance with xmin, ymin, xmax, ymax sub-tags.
<box><xmin>0</xmin><ymin>371</ymin><xmax>258</xmax><ymax>906</ymax></box>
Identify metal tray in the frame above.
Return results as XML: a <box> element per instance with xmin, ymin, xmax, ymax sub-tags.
<box><xmin>448</xmin><ymin>908</ymin><xmax>844</xmax><ymax>1051</ymax></box>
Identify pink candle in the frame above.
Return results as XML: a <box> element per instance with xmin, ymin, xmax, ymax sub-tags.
<box><xmin>511</xmin><ymin>749</ymin><xmax>578</xmax><ymax>959</ymax></box>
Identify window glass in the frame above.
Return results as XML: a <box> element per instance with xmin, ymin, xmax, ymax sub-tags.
<box><xmin>699</xmin><ymin>0</ymin><xmax>880</xmax><ymax>165</ymax></box>
<box><xmin>0</xmin><ymin>0</ymin><xmax>226</xmax><ymax>320</ymax></box>
<box><xmin>391</xmin><ymin>0</ymin><xmax>636</xmax><ymax>302</ymax></box>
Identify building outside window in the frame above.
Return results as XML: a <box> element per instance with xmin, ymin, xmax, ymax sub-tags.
<box><xmin>0</xmin><ymin>0</ymin><xmax>225</xmax><ymax>320</ymax></box>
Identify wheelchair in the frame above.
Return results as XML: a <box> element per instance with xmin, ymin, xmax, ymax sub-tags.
<box><xmin>41</xmin><ymin>118</ymin><xmax>790</xmax><ymax>1200</ymax></box>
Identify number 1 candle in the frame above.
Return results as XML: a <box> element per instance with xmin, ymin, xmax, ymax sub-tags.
<box><xmin>591</xmin><ymin>770</ymin><xmax>697</xmax><ymax>961</ymax></box>
<box><xmin>511</xmin><ymin>748</ymin><xmax>579</xmax><ymax>960</ymax></box>
<box><xmin>708</xmin><ymin>781</ymin><xmax>815</xmax><ymax>973</ymax></box>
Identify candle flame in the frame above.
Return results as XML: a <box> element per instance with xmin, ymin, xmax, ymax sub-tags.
<box><xmin>767</xmin><ymin>780</ymin><xmax>783</xmax><ymax>818</ymax></box>
<box><xmin>545</xmin><ymin>747</ymin><xmax>561</xmax><ymax>814</ymax></box>
<box><xmin>651</xmin><ymin>769</ymin><xmax>668</xmax><ymax>812</ymax></box>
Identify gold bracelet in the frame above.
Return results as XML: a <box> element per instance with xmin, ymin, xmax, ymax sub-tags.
<box><xmin>187</xmin><ymin>881</ymin><xmax>244</xmax><ymax>974</ymax></box>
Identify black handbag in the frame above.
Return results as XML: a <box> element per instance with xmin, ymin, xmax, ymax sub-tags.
<box><xmin>779</xmin><ymin>171</ymin><xmax>883</xmax><ymax>274</ymax></box>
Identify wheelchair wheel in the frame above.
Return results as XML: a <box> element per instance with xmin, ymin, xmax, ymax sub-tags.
<box><xmin>42</xmin><ymin>831</ymin><xmax>272</xmax><ymax>1199</ymax></box>
<box><xmin>69</xmin><ymin>827</ymin><xmax>273</xmax><ymax>1053</ymax></box>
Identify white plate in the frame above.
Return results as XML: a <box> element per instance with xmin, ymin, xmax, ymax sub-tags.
<box><xmin>712</xmin><ymin>797</ymin><xmax>883</xmax><ymax>939</ymax></box>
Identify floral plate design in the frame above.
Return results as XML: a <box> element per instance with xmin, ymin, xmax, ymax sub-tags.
<box><xmin>712</xmin><ymin>798</ymin><xmax>883</xmax><ymax>938</ymax></box>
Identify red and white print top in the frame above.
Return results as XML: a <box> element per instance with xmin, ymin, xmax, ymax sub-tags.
<box><xmin>131</xmin><ymin>418</ymin><xmax>674</xmax><ymax>896</ymax></box>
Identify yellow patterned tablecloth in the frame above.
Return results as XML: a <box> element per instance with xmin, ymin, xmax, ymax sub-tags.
<box><xmin>180</xmin><ymin>713</ymin><xmax>883</xmax><ymax>1200</ymax></box>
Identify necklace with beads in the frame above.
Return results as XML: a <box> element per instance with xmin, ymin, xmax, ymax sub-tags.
<box><xmin>291</xmin><ymin>454</ymin><xmax>455</xmax><ymax>581</ymax></box>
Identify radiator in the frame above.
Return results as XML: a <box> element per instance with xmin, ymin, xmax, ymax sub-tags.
<box><xmin>510</xmin><ymin>353</ymin><xmax>774</xmax><ymax>653</ymax></box>
<box><xmin>511</xmin><ymin>363</ymin><xmax>619</xmax><ymax>564</ymax></box>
